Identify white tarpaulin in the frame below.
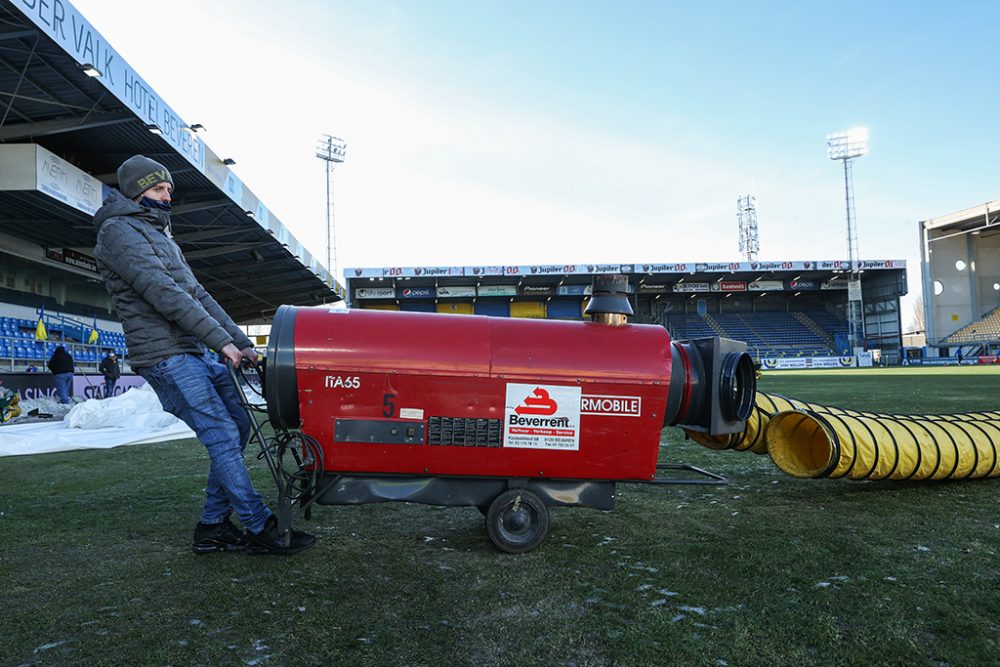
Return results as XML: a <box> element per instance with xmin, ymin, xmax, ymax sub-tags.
<box><xmin>0</xmin><ymin>384</ymin><xmax>195</xmax><ymax>457</ymax></box>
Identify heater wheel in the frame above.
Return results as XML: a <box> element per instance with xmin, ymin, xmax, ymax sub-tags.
<box><xmin>485</xmin><ymin>489</ymin><xmax>549</xmax><ymax>554</ymax></box>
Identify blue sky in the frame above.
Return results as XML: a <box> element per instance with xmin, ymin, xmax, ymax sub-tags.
<box><xmin>72</xmin><ymin>0</ymin><xmax>1000</xmax><ymax>318</ymax></box>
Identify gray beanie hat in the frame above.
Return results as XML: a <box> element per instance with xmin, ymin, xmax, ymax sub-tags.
<box><xmin>117</xmin><ymin>155</ymin><xmax>173</xmax><ymax>199</ymax></box>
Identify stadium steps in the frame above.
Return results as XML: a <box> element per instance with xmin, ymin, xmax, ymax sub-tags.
<box><xmin>701</xmin><ymin>314</ymin><xmax>727</xmax><ymax>337</ymax></box>
<box><xmin>942</xmin><ymin>305</ymin><xmax>1000</xmax><ymax>345</ymax></box>
<box><xmin>793</xmin><ymin>312</ymin><xmax>836</xmax><ymax>348</ymax></box>
<box><xmin>805</xmin><ymin>310</ymin><xmax>850</xmax><ymax>352</ymax></box>
<box><xmin>735</xmin><ymin>314</ymin><xmax>767</xmax><ymax>343</ymax></box>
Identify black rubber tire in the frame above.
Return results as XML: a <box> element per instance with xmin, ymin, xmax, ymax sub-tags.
<box><xmin>485</xmin><ymin>489</ymin><xmax>549</xmax><ymax>554</ymax></box>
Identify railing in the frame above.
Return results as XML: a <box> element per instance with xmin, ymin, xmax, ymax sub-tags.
<box><xmin>0</xmin><ymin>334</ymin><xmax>124</xmax><ymax>372</ymax></box>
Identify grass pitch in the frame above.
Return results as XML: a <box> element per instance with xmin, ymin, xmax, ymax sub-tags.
<box><xmin>1</xmin><ymin>366</ymin><xmax>999</xmax><ymax>666</ymax></box>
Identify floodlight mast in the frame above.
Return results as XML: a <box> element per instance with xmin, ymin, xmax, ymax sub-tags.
<box><xmin>737</xmin><ymin>194</ymin><xmax>759</xmax><ymax>261</ymax></box>
<box><xmin>316</xmin><ymin>134</ymin><xmax>347</xmax><ymax>287</ymax></box>
<box><xmin>826</xmin><ymin>127</ymin><xmax>869</xmax><ymax>351</ymax></box>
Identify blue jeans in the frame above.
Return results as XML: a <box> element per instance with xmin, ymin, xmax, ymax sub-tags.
<box><xmin>104</xmin><ymin>379</ymin><xmax>117</xmax><ymax>398</ymax></box>
<box><xmin>53</xmin><ymin>372</ymin><xmax>73</xmax><ymax>404</ymax></box>
<box><xmin>139</xmin><ymin>351</ymin><xmax>271</xmax><ymax>533</ymax></box>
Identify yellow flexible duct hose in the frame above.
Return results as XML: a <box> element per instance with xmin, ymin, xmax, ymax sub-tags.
<box><xmin>766</xmin><ymin>409</ymin><xmax>1000</xmax><ymax>480</ymax></box>
<box><xmin>685</xmin><ymin>391</ymin><xmax>1000</xmax><ymax>483</ymax></box>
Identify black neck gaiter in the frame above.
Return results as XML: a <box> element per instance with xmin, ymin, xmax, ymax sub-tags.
<box><xmin>139</xmin><ymin>196</ymin><xmax>172</xmax><ymax>212</ymax></box>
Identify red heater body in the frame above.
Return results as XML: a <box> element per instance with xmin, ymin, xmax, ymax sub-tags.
<box><xmin>260</xmin><ymin>301</ymin><xmax>754</xmax><ymax>552</ymax></box>
<box><xmin>273</xmin><ymin>307</ymin><xmax>670</xmax><ymax>481</ymax></box>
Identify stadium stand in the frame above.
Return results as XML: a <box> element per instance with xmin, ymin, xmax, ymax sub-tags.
<box><xmin>942</xmin><ymin>305</ymin><xmax>1000</xmax><ymax>346</ymax></box>
<box><xmin>348</xmin><ymin>262</ymin><xmax>907</xmax><ymax>363</ymax></box>
<box><xmin>0</xmin><ymin>1</ymin><xmax>343</xmax><ymax>336</ymax></box>
<box><xmin>660</xmin><ymin>310</ymin><xmax>849</xmax><ymax>359</ymax></box>
<box><xmin>0</xmin><ymin>314</ymin><xmax>126</xmax><ymax>371</ymax></box>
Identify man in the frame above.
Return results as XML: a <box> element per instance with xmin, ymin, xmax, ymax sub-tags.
<box><xmin>99</xmin><ymin>351</ymin><xmax>121</xmax><ymax>398</ymax></box>
<box><xmin>47</xmin><ymin>345</ymin><xmax>74</xmax><ymax>404</ymax></box>
<box><xmin>93</xmin><ymin>155</ymin><xmax>314</xmax><ymax>556</ymax></box>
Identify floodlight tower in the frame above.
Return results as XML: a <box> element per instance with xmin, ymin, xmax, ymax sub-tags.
<box><xmin>826</xmin><ymin>127</ymin><xmax>869</xmax><ymax>351</ymax></box>
<box><xmin>737</xmin><ymin>194</ymin><xmax>759</xmax><ymax>261</ymax></box>
<box><xmin>316</xmin><ymin>134</ymin><xmax>347</xmax><ymax>286</ymax></box>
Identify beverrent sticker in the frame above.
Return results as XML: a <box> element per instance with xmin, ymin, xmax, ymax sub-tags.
<box><xmin>504</xmin><ymin>383</ymin><xmax>581</xmax><ymax>451</ymax></box>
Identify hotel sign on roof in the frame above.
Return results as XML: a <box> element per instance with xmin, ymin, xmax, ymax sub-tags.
<box><xmin>14</xmin><ymin>0</ymin><xmax>206</xmax><ymax>171</ymax></box>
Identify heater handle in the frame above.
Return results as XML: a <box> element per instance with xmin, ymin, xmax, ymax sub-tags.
<box><xmin>224</xmin><ymin>359</ymin><xmax>295</xmax><ymax>547</ymax></box>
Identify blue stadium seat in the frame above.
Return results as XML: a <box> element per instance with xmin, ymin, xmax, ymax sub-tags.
<box><xmin>660</xmin><ymin>310</ymin><xmax>849</xmax><ymax>358</ymax></box>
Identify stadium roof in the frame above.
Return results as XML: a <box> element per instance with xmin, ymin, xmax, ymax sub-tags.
<box><xmin>920</xmin><ymin>198</ymin><xmax>1000</xmax><ymax>236</ymax></box>
<box><xmin>0</xmin><ymin>0</ymin><xmax>343</xmax><ymax>323</ymax></box>
<box><xmin>346</xmin><ymin>259</ymin><xmax>906</xmax><ymax>282</ymax></box>
<box><xmin>343</xmin><ymin>259</ymin><xmax>908</xmax><ymax>303</ymax></box>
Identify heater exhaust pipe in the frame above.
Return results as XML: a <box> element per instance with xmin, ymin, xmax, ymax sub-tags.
<box><xmin>584</xmin><ymin>274</ymin><xmax>633</xmax><ymax>326</ymax></box>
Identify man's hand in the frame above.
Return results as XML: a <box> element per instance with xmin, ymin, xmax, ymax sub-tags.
<box><xmin>220</xmin><ymin>343</ymin><xmax>242</xmax><ymax>367</ymax></box>
<box><xmin>240</xmin><ymin>347</ymin><xmax>259</xmax><ymax>365</ymax></box>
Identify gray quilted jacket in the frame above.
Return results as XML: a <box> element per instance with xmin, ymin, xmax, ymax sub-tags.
<box><xmin>93</xmin><ymin>189</ymin><xmax>253</xmax><ymax>370</ymax></box>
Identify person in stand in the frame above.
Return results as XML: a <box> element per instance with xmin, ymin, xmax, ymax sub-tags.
<box><xmin>92</xmin><ymin>155</ymin><xmax>314</xmax><ymax>556</ymax></box>
<box><xmin>47</xmin><ymin>345</ymin><xmax>74</xmax><ymax>404</ymax></box>
<box><xmin>99</xmin><ymin>351</ymin><xmax>121</xmax><ymax>398</ymax></box>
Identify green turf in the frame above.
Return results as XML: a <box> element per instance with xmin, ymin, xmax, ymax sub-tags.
<box><xmin>1</xmin><ymin>366</ymin><xmax>999</xmax><ymax>666</ymax></box>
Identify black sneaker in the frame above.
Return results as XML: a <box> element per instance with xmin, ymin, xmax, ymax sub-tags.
<box><xmin>192</xmin><ymin>517</ymin><xmax>247</xmax><ymax>554</ymax></box>
<box><xmin>246</xmin><ymin>515</ymin><xmax>316</xmax><ymax>556</ymax></box>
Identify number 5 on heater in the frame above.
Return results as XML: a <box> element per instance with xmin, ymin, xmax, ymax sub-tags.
<box><xmin>383</xmin><ymin>393</ymin><xmax>396</xmax><ymax>417</ymax></box>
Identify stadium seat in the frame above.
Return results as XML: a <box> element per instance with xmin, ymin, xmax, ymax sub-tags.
<box><xmin>660</xmin><ymin>310</ymin><xmax>849</xmax><ymax>358</ymax></box>
<box><xmin>943</xmin><ymin>305</ymin><xmax>1000</xmax><ymax>345</ymax></box>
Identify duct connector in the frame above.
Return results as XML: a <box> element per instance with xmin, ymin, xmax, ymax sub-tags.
<box><xmin>684</xmin><ymin>392</ymin><xmax>809</xmax><ymax>455</ymax></box>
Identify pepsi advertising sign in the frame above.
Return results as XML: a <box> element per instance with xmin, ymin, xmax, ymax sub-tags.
<box><xmin>396</xmin><ymin>286</ymin><xmax>436</xmax><ymax>299</ymax></box>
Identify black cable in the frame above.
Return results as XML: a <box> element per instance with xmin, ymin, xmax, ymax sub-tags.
<box><xmin>226</xmin><ymin>359</ymin><xmax>326</xmax><ymax>505</ymax></box>
<box><xmin>235</xmin><ymin>363</ymin><xmax>264</xmax><ymax>399</ymax></box>
<box><xmin>256</xmin><ymin>427</ymin><xmax>325</xmax><ymax>503</ymax></box>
